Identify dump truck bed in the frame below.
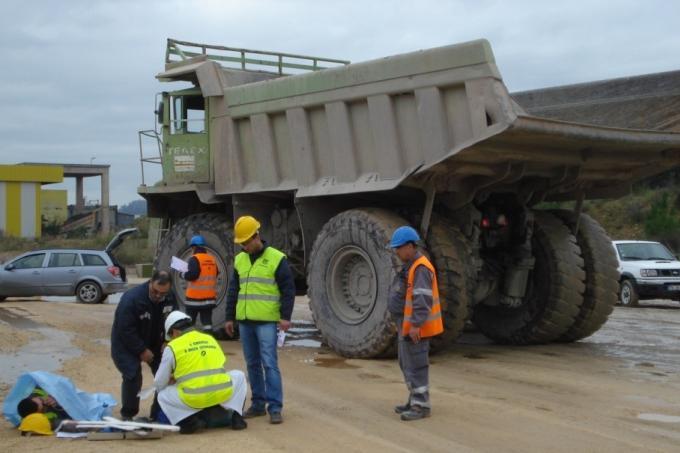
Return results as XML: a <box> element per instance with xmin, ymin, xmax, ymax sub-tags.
<box><xmin>142</xmin><ymin>39</ymin><xmax>680</xmax><ymax>204</ymax></box>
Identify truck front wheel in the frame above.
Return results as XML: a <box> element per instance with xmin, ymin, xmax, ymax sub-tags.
<box><xmin>473</xmin><ymin>211</ymin><xmax>585</xmax><ymax>344</ymax></box>
<box><xmin>308</xmin><ymin>208</ymin><xmax>407</xmax><ymax>358</ymax></box>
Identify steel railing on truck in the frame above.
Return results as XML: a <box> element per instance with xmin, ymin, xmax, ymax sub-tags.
<box><xmin>166</xmin><ymin>38</ymin><xmax>350</xmax><ymax>75</ymax></box>
<box><xmin>138</xmin><ymin>129</ymin><xmax>162</xmax><ymax>187</ymax></box>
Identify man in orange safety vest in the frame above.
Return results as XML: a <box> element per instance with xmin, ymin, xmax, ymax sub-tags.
<box><xmin>182</xmin><ymin>235</ymin><xmax>218</xmax><ymax>334</ymax></box>
<box><xmin>388</xmin><ymin>225</ymin><xmax>443</xmax><ymax>421</ymax></box>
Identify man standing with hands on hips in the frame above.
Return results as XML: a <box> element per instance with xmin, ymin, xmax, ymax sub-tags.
<box><xmin>388</xmin><ymin>226</ymin><xmax>443</xmax><ymax>421</ymax></box>
<box><xmin>224</xmin><ymin>215</ymin><xmax>295</xmax><ymax>425</ymax></box>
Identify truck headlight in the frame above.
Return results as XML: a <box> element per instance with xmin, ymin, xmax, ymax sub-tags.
<box><xmin>640</xmin><ymin>269</ymin><xmax>658</xmax><ymax>277</ymax></box>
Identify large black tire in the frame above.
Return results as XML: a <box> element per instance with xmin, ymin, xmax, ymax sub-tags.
<box><xmin>473</xmin><ymin>211</ymin><xmax>585</xmax><ymax>344</ymax></box>
<box><xmin>426</xmin><ymin>217</ymin><xmax>473</xmax><ymax>352</ymax></box>
<box><xmin>551</xmin><ymin>210</ymin><xmax>619</xmax><ymax>341</ymax></box>
<box><xmin>308</xmin><ymin>208</ymin><xmax>406</xmax><ymax>358</ymax></box>
<box><xmin>76</xmin><ymin>280</ymin><xmax>104</xmax><ymax>304</ymax></box>
<box><xmin>154</xmin><ymin>213</ymin><xmax>233</xmax><ymax>335</ymax></box>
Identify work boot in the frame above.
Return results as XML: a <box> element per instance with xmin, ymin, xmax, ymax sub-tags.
<box><xmin>197</xmin><ymin>406</ymin><xmax>233</xmax><ymax>429</ymax></box>
<box><xmin>179</xmin><ymin>415</ymin><xmax>207</xmax><ymax>434</ymax></box>
<box><xmin>231</xmin><ymin>412</ymin><xmax>248</xmax><ymax>430</ymax></box>
<box><xmin>394</xmin><ymin>402</ymin><xmax>411</xmax><ymax>414</ymax></box>
<box><xmin>269</xmin><ymin>412</ymin><xmax>283</xmax><ymax>424</ymax></box>
<box><xmin>243</xmin><ymin>406</ymin><xmax>267</xmax><ymax>419</ymax></box>
<box><xmin>400</xmin><ymin>406</ymin><xmax>431</xmax><ymax>421</ymax></box>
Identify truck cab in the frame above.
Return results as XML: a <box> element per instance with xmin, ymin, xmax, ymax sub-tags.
<box><xmin>160</xmin><ymin>87</ymin><xmax>210</xmax><ymax>185</ymax></box>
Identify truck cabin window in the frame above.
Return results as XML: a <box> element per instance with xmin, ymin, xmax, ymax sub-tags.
<box><xmin>171</xmin><ymin>95</ymin><xmax>205</xmax><ymax>134</ymax></box>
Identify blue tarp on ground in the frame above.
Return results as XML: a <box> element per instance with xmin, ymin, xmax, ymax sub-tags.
<box><xmin>2</xmin><ymin>371</ymin><xmax>117</xmax><ymax>426</ymax></box>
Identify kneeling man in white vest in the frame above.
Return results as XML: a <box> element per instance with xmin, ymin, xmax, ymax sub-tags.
<box><xmin>155</xmin><ymin>311</ymin><xmax>248</xmax><ymax>433</ymax></box>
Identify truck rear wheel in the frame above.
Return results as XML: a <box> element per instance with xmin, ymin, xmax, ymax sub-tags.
<box><xmin>551</xmin><ymin>210</ymin><xmax>619</xmax><ymax>341</ymax></box>
<box><xmin>308</xmin><ymin>208</ymin><xmax>406</xmax><ymax>358</ymax></box>
<box><xmin>154</xmin><ymin>213</ymin><xmax>233</xmax><ymax>337</ymax></box>
<box><xmin>473</xmin><ymin>211</ymin><xmax>585</xmax><ymax>344</ymax></box>
<box><xmin>426</xmin><ymin>218</ymin><xmax>473</xmax><ymax>352</ymax></box>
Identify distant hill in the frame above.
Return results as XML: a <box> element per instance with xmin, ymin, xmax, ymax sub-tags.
<box><xmin>119</xmin><ymin>199</ymin><xmax>147</xmax><ymax>216</ymax></box>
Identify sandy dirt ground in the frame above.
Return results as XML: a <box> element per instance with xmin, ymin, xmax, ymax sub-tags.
<box><xmin>1</xmin><ymin>296</ymin><xmax>680</xmax><ymax>452</ymax></box>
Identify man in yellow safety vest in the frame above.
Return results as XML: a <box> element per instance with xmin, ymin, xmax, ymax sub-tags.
<box><xmin>224</xmin><ymin>215</ymin><xmax>296</xmax><ymax>425</ymax></box>
<box><xmin>155</xmin><ymin>311</ymin><xmax>248</xmax><ymax>433</ymax></box>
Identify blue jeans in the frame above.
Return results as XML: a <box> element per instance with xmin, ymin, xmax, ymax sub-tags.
<box><xmin>238</xmin><ymin>321</ymin><xmax>283</xmax><ymax>413</ymax></box>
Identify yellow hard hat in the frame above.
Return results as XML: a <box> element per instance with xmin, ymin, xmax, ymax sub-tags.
<box><xmin>234</xmin><ymin>216</ymin><xmax>261</xmax><ymax>244</ymax></box>
<box><xmin>18</xmin><ymin>413</ymin><xmax>53</xmax><ymax>436</ymax></box>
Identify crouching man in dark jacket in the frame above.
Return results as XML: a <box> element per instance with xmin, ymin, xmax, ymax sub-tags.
<box><xmin>111</xmin><ymin>270</ymin><xmax>176</xmax><ymax>420</ymax></box>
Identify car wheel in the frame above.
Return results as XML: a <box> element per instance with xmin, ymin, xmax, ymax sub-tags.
<box><xmin>76</xmin><ymin>281</ymin><xmax>104</xmax><ymax>304</ymax></box>
<box><xmin>619</xmin><ymin>279</ymin><xmax>639</xmax><ymax>307</ymax></box>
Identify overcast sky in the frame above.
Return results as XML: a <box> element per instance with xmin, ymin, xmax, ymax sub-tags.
<box><xmin>1</xmin><ymin>0</ymin><xmax>679</xmax><ymax>206</ymax></box>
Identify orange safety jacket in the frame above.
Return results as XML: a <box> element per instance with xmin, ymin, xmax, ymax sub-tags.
<box><xmin>186</xmin><ymin>253</ymin><xmax>217</xmax><ymax>300</ymax></box>
<box><xmin>402</xmin><ymin>255</ymin><xmax>444</xmax><ymax>338</ymax></box>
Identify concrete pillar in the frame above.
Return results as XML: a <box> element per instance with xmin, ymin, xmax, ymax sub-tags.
<box><xmin>75</xmin><ymin>176</ymin><xmax>85</xmax><ymax>213</ymax></box>
<box><xmin>101</xmin><ymin>169</ymin><xmax>110</xmax><ymax>235</ymax></box>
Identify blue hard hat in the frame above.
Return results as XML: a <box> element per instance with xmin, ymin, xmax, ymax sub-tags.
<box><xmin>189</xmin><ymin>235</ymin><xmax>206</xmax><ymax>246</ymax></box>
<box><xmin>390</xmin><ymin>226</ymin><xmax>420</xmax><ymax>248</ymax></box>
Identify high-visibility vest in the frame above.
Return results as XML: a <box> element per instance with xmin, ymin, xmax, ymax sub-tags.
<box><xmin>168</xmin><ymin>330</ymin><xmax>233</xmax><ymax>408</ymax></box>
<box><xmin>402</xmin><ymin>255</ymin><xmax>444</xmax><ymax>338</ymax></box>
<box><xmin>234</xmin><ymin>247</ymin><xmax>285</xmax><ymax>322</ymax></box>
<box><xmin>186</xmin><ymin>253</ymin><xmax>217</xmax><ymax>300</ymax></box>
<box><xmin>31</xmin><ymin>388</ymin><xmax>59</xmax><ymax>422</ymax></box>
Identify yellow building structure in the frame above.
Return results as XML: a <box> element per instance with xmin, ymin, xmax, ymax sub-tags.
<box><xmin>0</xmin><ymin>165</ymin><xmax>64</xmax><ymax>238</ymax></box>
<box><xmin>41</xmin><ymin>189</ymin><xmax>68</xmax><ymax>225</ymax></box>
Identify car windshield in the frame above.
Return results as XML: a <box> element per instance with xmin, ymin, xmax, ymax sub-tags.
<box><xmin>616</xmin><ymin>243</ymin><xmax>675</xmax><ymax>261</ymax></box>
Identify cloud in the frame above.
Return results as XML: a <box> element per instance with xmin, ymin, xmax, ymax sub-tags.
<box><xmin>1</xmin><ymin>0</ymin><xmax>679</xmax><ymax>205</ymax></box>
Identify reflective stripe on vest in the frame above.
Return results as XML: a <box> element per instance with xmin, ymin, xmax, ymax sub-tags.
<box><xmin>169</xmin><ymin>330</ymin><xmax>232</xmax><ymax>408</ymax></box>
<box><xmin>402</xmin><ymin>255</ymin><xmax>444</xmax><ymax>338</ymax></box>
<box><xmin>186</xmin><ymin>253</ymin><xmax>218</xmax><ymax>300</ymax></box>
<box><xmin>234</xmin><ymin>247</ymin><xmax>285</xmax><ymax>322</ymax></box>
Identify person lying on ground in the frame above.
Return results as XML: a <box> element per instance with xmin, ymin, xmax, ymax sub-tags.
<box><xmin>17</xmin><ymin>386</ymin><xmax>69</xmax><ymax>428</ymax></box>
<box><xmin>3</xmin><ymin>370</ymin><xmax>116</xmax><ymax>430</ymax></box>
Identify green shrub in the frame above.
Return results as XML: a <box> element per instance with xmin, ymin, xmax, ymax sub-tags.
<box><xmin>645</xmin><ymin>192</ymin><xmax>680</xmax><ymax>238</ymax></box>
<box><xmin>113</xmin><ymin>237</ymin><xmax>154</xmax><ymax>265</ymax></box>
<box><xmin>133</xmin><ymin>216</ymin><xmax>150</xmax><ymax>239</ymax></box>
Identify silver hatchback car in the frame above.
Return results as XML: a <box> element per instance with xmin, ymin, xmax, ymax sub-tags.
<box><xmin>0</xmin><ymin>228</ymin><xmax>137</xmax><ymax>304</ymax></box>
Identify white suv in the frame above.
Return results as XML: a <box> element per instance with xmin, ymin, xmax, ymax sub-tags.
<box><xmin>612</xmin><ymin>240</ymin><xmax>680</xmax><ymax>306</ymax></box>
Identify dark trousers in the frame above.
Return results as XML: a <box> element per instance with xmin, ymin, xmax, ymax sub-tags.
<box><xmin>120</xmin><ymin>361</ymin><xmax>160</xmax><ymax>419</ymax></box>
<box><xmin>398</xmin><ymin>337</ymin><xmax>431</xmax><ymax>408</ymax></box>
<box><xmin>395</xmin><ymin>319</ymin><xmax>431</xmax><ymax>409</ymax></box>
<box><xmin>185</xmin><ymin>304</ymin><xmax>215</xmax><ymax>332</ymax></box>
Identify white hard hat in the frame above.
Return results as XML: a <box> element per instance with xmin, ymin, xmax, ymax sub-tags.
<box><xmin>165</xmin><ymin>310</ymin><xmax>191</xmax><ymax>340</ymax></box>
